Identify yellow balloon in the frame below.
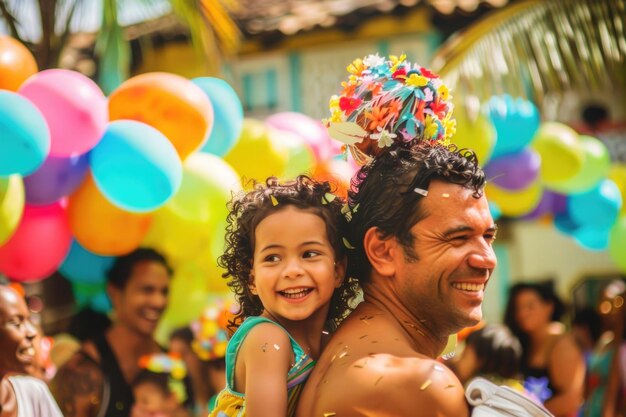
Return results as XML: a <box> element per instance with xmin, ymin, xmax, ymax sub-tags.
<box><xmin>224</xmin><ymin>119</ymin><xmax>289</xmax><ymax>186</ymax></box>
<box><xmin>452</xmin><ymin>107</ymin><xmax>497</xmax><ymax>165</ymax></box>
<box><xmin>609</xmin><ymin>164</ymin><xmax>626</xmax><ymax>215</ymax></box>
<box><xmin>0</xmin><ymin>175</ymin><xmax>24</xmax><ymax>246</ymax></box>
<box><xmin>485</xmin><ymin>180</ymin><xmax>543</xmax><ymax>217</ymax></box>
<box><xmin>532</xmin><ymin>122</ymin><xmax>584</xmax><ymax>185</ymax></box>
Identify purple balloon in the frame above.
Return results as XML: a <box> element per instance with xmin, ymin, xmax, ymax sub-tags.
<box><xmin>24</xmin><ymin>154</ymin><xmax>89</xmax><ymax>205</ymax></box>
<box><xmin>521</xmin><ymin>190</ymin><xmax>567</xmax><ymax>221</ymax></box>
<box><xmin>484</xmin><ymin>148</ymin><xmax>540</xmax><ymax>190</ymax></box>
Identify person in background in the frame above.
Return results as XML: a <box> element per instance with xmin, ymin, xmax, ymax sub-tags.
<box><xmin>451</xmin><ymin>323</ymin><xmax>525</xmax><ymax>392</ymax></box>
<box><xmin>583</xmin><ymin>279</ymin><xmax>626</xmax><ymax>417</ymax></box>
<box><xmin>504</xmin><ymin>281</ymin><xmax>585</xmax><ymax>417</ymax></box>
<box><xmin>0</xmin><ymin>277</ymin><xmax>63</xmax><ymax>417</ymax></box>
<box><xmin>51</xmin><ymin>248</ymin><xmax>172</xmax><ymax>417</ymax></box>
<box><xmin>130</xmin><ymin>353</ymin><xmax>191</xmax><ymax>417</ymax></box>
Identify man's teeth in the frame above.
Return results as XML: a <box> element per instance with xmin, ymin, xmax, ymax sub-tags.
<box><xmin>143</xmin><ymin>311</ymin><xmax>161</xmax><ymax>320</ymax></box>
<box><xmin>452</xmin><ymin>283</ymin><xmax>484</xmax><ymax>292</ymax></box>
<box><xmin>280</xmin><ymin>288</ymin><xmax>312</xmax><ymax>298</ymax></box>
<box><xmin>22</xmin><ymin>347</ymin><xmax>35</xmax><ymax>356</ymax></box>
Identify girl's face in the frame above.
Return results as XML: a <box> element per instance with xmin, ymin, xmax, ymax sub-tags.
<box><xmin>132</xmin><ymin>382</ymin><xmax>176</xmax><ymax>417</ymax></box>
<box><xmin>514</xmin><ymin>289</ymin><xmax>554</xmax><ymax>334</ymax></box>
<box><xmin>249</xmin><ymin>206</ymin><xmax>345</xmax><ymax>326</ymax></box>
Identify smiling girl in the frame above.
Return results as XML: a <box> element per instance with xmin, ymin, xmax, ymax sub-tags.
<box><xmin>209</xmin><ymin>175</ymin><xmax>359</xmax><ymax>417</ymax></box>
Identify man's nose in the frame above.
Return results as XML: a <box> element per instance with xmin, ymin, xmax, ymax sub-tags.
<box><xmin>468</xmin><ymin>244</ymin><xmax>497</xmax><ymax>270</ymax></box>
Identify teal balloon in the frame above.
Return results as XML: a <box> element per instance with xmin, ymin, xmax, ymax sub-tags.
<box><xmin>71</xmin><ymin>281</ymin><xmax>111</xmax><ymax>313</ymax></box>
<box><xmin>573</xmin><ymin>225</ymin><xmax>610</xmax><ymax>251</ymax></box>
<box><xmin>488</xmin><ymin>201</ymin><xmax>502</xmax><ymax>221</ymax></box>
<box><xmin>0</xmin><ymin>90</ymin><xmax>50</xmax><ymax>176</ymax></box>
<box><xmin>192</xmin><ymin>77</ymin><xmax>243</xmax><ymax>157</ymax></box>
<box><xmin>568</xmin><ymin>179</ymin><xmax>622</xmax><ymax>229</ymax></box>
<box><xmin>484</xmin><ymin>95</ymin><xmax>540</xmax><ymax>158</ymax></box>
<box><xmin>59</xmin><ymin>240</ymin><xmax>114</xmax><ymax>284</ymax></box>
<box><xmin>89</xmin><ymin>120</ymin><xmax>182</xmax><ymax>212</ymax></box>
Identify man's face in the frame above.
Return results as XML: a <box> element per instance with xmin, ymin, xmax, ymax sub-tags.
<box><xmin>0</xmin><ymin>286</ymin><xmax>38</xmax><ymax>375</ymax></box>
<box><xmin>111</xmin><ymin>261</ymin><xmax>170</xmax><ymax>337</ymax></box>
<box><xmin>394</xmin><ymin>180</ymin><xmax>497</xmax><ymax>335</ymax></box>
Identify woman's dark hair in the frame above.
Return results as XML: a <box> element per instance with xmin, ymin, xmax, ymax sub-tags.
<box><xmin>503</xmin><ymin>281</ymin><xmax>565</xmax><ymax>365</ymax></box>
<box><xmin>218</xmin><ymin>175</ymin><xmax>360</xmax><ymax>328</ymax></box>
<box><xmin>572</xmin><ymin>307</ymin><xmax>602</xmax><ymax>346</ymax></box>
<box><xmin>67</xmin><ymin>308</ymin><xmax>112</xmax><ymax>342</ymax></box>
<box><xmin>107</xmin><ymin>248</ymin><xmax>172</xmax><ymax>289</ymax></box>
<box><xmin>465</xmin><ymin>324</ymin><xmax>522</xmax><ymax>380</ymax></box>
<box><xmin>345</xmin><ymin>142</ymin><xmax>486</xmax><ymax>284</ymax></box>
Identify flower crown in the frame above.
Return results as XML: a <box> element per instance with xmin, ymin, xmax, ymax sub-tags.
<box><xmin>137</xmin><ymin>353</ymin><xmax>187</xmax><ymax>403</ymax></box>
<box><xmin>326</xmin><ymin>53</ymin><xmax>456</xmax><ymax>165</ymax></box>
<box><xmin>191</xmin><ymin>299</ymin><xmax>239</xmax><ymax>361</ymax></box>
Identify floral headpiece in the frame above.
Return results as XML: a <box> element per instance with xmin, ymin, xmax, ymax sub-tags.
<box><xmin>191</xmin><ymin>299</ymin><xmax>239</xmax><ymax>361</ymax></box>
<box><xmin>138</xmin><ymin>352</ymin><xmax>187</xmax><ymax>403</ymax></box>
<box><xmin>326</xmin><ymin>53</ymin><xmax>456</xmax><ymax>165</ymax></box>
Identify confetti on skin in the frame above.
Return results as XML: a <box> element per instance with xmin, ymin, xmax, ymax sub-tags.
<box><xmin>442</xmin><ymin>193</ymin><xmax>450</xmax><ymax>198</ymax></box>
<box><xmin>324</xmin><ymin>413</ymin><xmax>337</xmax><ymax>417</ymax></box>
<box><xmin>273</xmin><ymin>344</ymin><xmax>280</xmax><ymax>350</ymax></box>
<box><xmin>261</xmin><ymin>343</ymin><xmax>268</xmax><ymax>352</ymax></box>
<box><xmin>338</xmin><ymin>351</ymin><xmax>349</xmax><ymax>359</ymax></box>
<box><xmin>433</xmin><ymin>364</ymin><xmax>444</xmax><ymax>372</ymax></box>
<box><xmin>375</xmin><ymin>376</ymin><xmax>384</xmax><ymax>386</ymax></box>
<box><xmin>420</xmin><ymin>379</ymin><xmax>432</xmax><ymax>391</ymax></box>
<box><xmin>445</xmin><ymin>384</ymin><xmax>456</xmax><ymax>389</ymax></box>
<box><xmin>354</xmin><ymin>364</ymin><xmax>364</xmax><ymax>369</ymax></box>
<box><xmin>359</xmin><ymin>334</ymin><xmax>368</xmax><ymax>339</ymax></box>
<box><xmin>270</xmin><ymin>195</ymin><xmax>279</xmax><ymax>206</ymax></box>
<box><xmin>371</xmin><ymin>340</ymin><xmax>379</xmax><ymax>344</ymax></box>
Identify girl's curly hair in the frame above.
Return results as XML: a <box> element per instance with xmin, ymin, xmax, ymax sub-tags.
<box><xmin>218</xmin><ymin>175</ymin><xmax>360</xmax><ymax>329</ymax></box>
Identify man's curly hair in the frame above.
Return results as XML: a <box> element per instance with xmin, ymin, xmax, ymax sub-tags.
<box><xmin>346</xmin><ymin>142</ymin><xmax>487</xmax><ymax>285</ymax></box>
<box><xmin>219</xmin><ymin>175</ymin><xmax>360</xmax><ymax>329</ymax></box>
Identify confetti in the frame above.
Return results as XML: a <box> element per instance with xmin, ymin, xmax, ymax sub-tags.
<box><xmin>445</xmin><ymin>384</ymin><xmax>456</xmax><ymax>389</ymax></box>
<box><xmin>324</xmin><ymin>413</ymin><xmax>337</xmax><ymax>417</ymax></box>
<box><xmin>273</xmin><ymin>344</ymin><xmax>280</xmax><ymax>350</ymax></box>
<box><xmin>338</xmin><ymin>351</ymin><xmax>349</xmax><ymax>359</ymax></box>
<box><xmin>414</xmin><ymin>187</ymin><xmax>428</xmax><ymax>197</ymax></box>
<box><xmin>375</xmin><ymin>376</ymin><xmax>384</xmax><ymax>385</ymax></box>
<box><xmin>420</xmin><ymin>379</ymin><xmax>432</xmax><ymax>391</ymax></box>
<box><xmin>441</xmin><ymin>193</ymin><xmax>450</xmax><ymax>198</ymax></box>
<box><xmin>261</xmin><ymin>343</ymin><xmax>268</xmax><ymax>352</ymax></box>
<box><xmin>359</xmin><ymin>334</ymin><xmax>368</xmax><ymax>339</ymax></box>
<box><xmin>270</xmin><ymin>195</ymin><xmax>279</xmax><ymax>206</ymax></box>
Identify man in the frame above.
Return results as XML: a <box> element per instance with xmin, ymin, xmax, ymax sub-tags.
<box><xmin>296</xmin><ymin>55</ymin><xmax>498</xmax><ymax>416</ymax></box>
<box><xmin>51</xmin><ymin>248</ymin><xmax>171</xmax><ymax>417</ymax></box>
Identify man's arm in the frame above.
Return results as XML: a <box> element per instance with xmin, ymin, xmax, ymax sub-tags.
<box><xmin>318</xmin><ymin>354</ymin><xmax>469</xmax><ymax>417</ymax></box>
<box><xmin>50</xmin><ymin>351</ymin><xmax>104</xmax><ymax>417</ymax></box>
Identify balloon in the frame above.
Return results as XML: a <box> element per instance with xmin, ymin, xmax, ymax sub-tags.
<box><xmin>521</xmin><ymin>189</ymin><xmax>566</xmax><ymax>221</ymax></box>
<box><xmin>266</xmin><ymin>112</ymin><xmax>333</xmax><ymax>162</ymax></box>
<box><xmin>161</xmin><ymin>263</ymin><xmax>211</xmax><ymax>328</ymax></box>
<box><xmin>532</xmin><ymin>122</ymin><xmax>584</xmax><ymax>186</ymax></box>
<box><xmin>109</xmin><ymin>72</ymin><xmax>214</xmax><ymax>160</ymax></box>
<box><xmin>90</xmin><ymin>120</ymin><xmax>182</xmax><ymax>212</ymax></box>
<box><xmin>547</xmin><ymin>135</ymin><xmax>611</xmax><ymax>194</ymax></box>
<box><xmin>19</xmin><ymin>69</ymin><xmax>108</xmax><ymax>156</ymax></box>
<box><xmin>483</xmin><ymin>148</ymin><xmax>540</xmax><ymax>191</ymax></box>
<box><xmin>268</xmin><ymin>128</ymin><xmax>317</xmax><ymax>179</ymax></box>
<box><xmin>609</xmin><ymin>216</ymin><xmax>626</xmax><ymax>272</ymax></box>
<box><xmin>143</xmin><ymin>153</ymin><xmax>241</xmax><ymax>264</ymax></box>
<box><xmin>452</xmin><ymin>107</ymin><xmax>497</xmax><ymax>164</ymax></box>
<box><xmin>192</xmin><ymin>77</ymin><xmax>243</xmax><ymax>157</ymax></box>
<box><xmin>71</xmin><ymin>281</ymin><xmax>112</xmax><ymax>314</ymax></box>
<box><xmin>484</xmin><ymin>95</ymin><xmax>540</xmax><ymax>158</ymax></box>
<box><xmin>568</xmin><ymin>179</ymin><xmax>622</xmax><ymax>230</ymax></box>
<box><xmin>68</xmin><ymin>174</ymin><xmax>152</xmax><ymax>256</ymax></box>
<box><xmin>608</xmin><ymin>164</ymin><xmax>626</xmax><ymax>215</ymax></box>
<box><xmin>0</xmin><ymin>35</ymin><xmax>38</xmax><ymax>91</ymax></box>
<box><xmin>553</xmin><ymin>212</ymin><xmax>580</xmax><ymax>236</ymax></box>
<box><xmin>489</xmin><ymin>201</ymin><xmax>502</xmax><ymax>221</ymax></box>
<box><xmin>485</xmin><ymin>180</ymin><xmax>543</xmax><ymax>218</ymax></box>
<box><xmin>24</xmin><ymin>154</ymin><xmax>89</xmax><ymax>205</ymax></box>
<box><xmin>573</xmin><ymin>225</ymin><xmax>610</xmax><ymax>251</ymax></box>
<box><xmin>314</xmin><ymin>159</ymin><xmax>357</xmax><ymax>200</ymax></box>
<box><xmin>0</xmin><ymin>201</ymin><xmax>72</xmax><ymax>282</ymax></box>
<box><xmin>0</xmin><ymin>175</ymin><xmax>24</xmax><ymax>246</ymax></box>
<box><xmin>59</xmin><ymin>240</ymin><xmax>115</xmax><ymax>284</ymax></box>
<box><xmin>0</xmin><ymin>90</ymin><xmax>50</xmax><ymax>176</ymax></box>
<box><xmin>224</xmin><ymin>119</ymin><xmax>288</xmax><ymax>185</ymax></box>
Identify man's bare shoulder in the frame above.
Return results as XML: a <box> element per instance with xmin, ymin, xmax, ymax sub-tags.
<box><xmin>50</xmin><ymin>347</ymin><xmax>104</xmax><ymax>417</ymax></box>
<box><xmin>312</xmin><ymin>353</ymin><xmax>469</xmax><ymax>417</ymax></box>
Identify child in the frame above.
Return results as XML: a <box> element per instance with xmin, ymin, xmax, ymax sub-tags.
<box><xmin>210</xmin><ymin>175</ymin><xmax>359</xmax><ymax>417</ymax></box>
<box><xmin>131</xmin><ymin>353</ymin><xmax>191</xmax><ymax>417</ymax></box>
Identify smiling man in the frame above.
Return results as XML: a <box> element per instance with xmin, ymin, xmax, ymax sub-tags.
<box><xmin>51</xmin><ymin>248</ymin><xmax>172</xmax><ymax>417</ymax></box>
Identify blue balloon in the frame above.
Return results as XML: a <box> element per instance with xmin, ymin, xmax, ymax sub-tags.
<box><xmin>0</xmin><ymin>90</ymin><xmax>50</xmax><ymax>176</ymax></box>
<box><xmin>488</xmin><ymin>201</ymin><xmax>502</xmax><ymax>221</ymax></box>
<box><xmin>568</xmin><ymin>179</ymin><xmax>622</xmax><ymax>229</ymax></box>
<box><xmin>573</xmin><ymin>225</ymin><xmax>610</xmax><ymax>251</ymax></box>
<box><xmin>89</xmin><ymin>291</ymin><xmax>112</xmax><ymax>314</ymax></box>
<box><xmin>192</xmin><ymin>77</ymin><xmax>243</xmax><ymax>157</ymax></box>
<box><xmin>71</xmin><ymin>281</ymin><xmax>111</xmax><ymax>313</ymax></box>
<box><xmin>59</xmin><ymin>240</ymin><xmax>114</xmax><ymax>284</ymax></box>
<box><xmin>554</xmin><ymin>212</ymin><xmax>580</xmax><ymax>236</ymax></box>
<box><xmin>24</xmin><ymin>154</ymin><xmax>89</xmax><ymax>205</ymax></box>
<box><xmin>484</xmin><ymin>95</ymin><xmax>540</xmax><ymax>158</ymax></box>
<box><xmin>89</xmin><ymin>120</ymin><xmax>183</xmax><ymax>212</ymax></box>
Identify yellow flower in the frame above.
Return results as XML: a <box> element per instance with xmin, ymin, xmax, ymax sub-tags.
<box><xmin>406</xmin><ymin>74</ymin><xmax>429</xmax><ymax>88</ymax></box>
<box><xmin>330</xmin><ymin>110</ymin><xmax>344</xmax><ymax>122</ymax></box>
<box><xmin>347</xmin><ymin>58</ymin><xmax>365</xmax><ymax>75</ymax></box>
<box><xmin>444</xmin><ymin>118</ymin><xmax>457</xmax><ymax>139</ymax></box>
<box><xmin>389</xmin><ymin>53</ymin><xmax>406</xmax><ymax>71</ymax></box>
<box><xmin>329</xmin><ymin>95</ymin><xmax>340</xmax><ymax>111</ymax></box>
<box><xmin>438</xmin><ymin>84</ymin><xmax>450</xmax><ymax>101</ymax></box>
<box><xmin>424</xmin><ymin>115</ymin><xmax>439</xmax><ymax>139</ymax></box>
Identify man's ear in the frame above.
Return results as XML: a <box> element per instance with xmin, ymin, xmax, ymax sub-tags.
<box><xmin>363</xmin><ymin>227</ymin><xmax>398</xmax><ymax>277</ymax></box>
<box><xmin>106</xmin><ymin>283</ymin><xmax>121</xmax><ymax>311</ymax></box>
<box><xmin>334</xmin><ymin>257</ymin><xmax>347</xmax><ymax>288</ymax></box>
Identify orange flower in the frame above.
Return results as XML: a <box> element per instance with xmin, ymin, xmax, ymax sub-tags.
<box><xmin>386</xmin><ymin>99</ymin><xmax>402</xmax><ymax>119</ymax></box>
<box><xmin>365</xmin><ymin>106</ymin><xmax>390</xmax><ymax>131</ymax></box>
<box><xmin>342</xmin><ymin>81</ymin><xmax>357</xmax><ymax>97</ymax></box>
<box><xmin>367</xmin><ymin>82</ymin><xmax>382</xmax><ymax>97</ymax></box>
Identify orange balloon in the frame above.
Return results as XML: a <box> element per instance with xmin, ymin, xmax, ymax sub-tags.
<box><xmin>313</xmin><ymin>159</ymin><xmax>357</xmax><ymax>200</ymax></box>
<box><xmin>108</xmin><ymin>72</ymin><xmax>213</xmax><ymax>160</ymax></box>
<box><xmin>0</xmin><ymin>36</ymin><xmax>38</xmax><ymax>91</ymax></box>
<box><xmin>68</xmin><ymin>173</ymin><xmax>152</xmax><ymax>256</ymax></box>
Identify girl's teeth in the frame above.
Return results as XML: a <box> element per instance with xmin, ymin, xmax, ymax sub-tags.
<box><xmin>281</xmin><ymin>288</ymin><xmax>312</xmax><ymax>298</ymax></box>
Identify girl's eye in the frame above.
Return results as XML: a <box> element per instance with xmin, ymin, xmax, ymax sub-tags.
<box><xmin>303</xmin><ymin>251</ymin><xmax>321</xmax><ymax>259</ymax></box>
<box><xmin>265</xmin><ymin>255</ymin><xmax>280</xmax><ymax>262</ymax></box>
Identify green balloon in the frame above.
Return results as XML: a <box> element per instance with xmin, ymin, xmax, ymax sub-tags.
<box><xmin>0</xmin><ymin>175</ymin><xmax>24</xmax><ymax>246</ymax></box>
<box><xmin>609</xmin><ymin>216</ymin><xmax>626</xmax><ymax>273</ymax></box>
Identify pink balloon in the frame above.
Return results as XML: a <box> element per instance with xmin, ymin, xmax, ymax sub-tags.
<box><xmin>0</xmin><ymin>201</ymin><xmax>72</xmax><ymax>282</ymax></box>
<box><xmin>19</xmin><ymin>69</ymin><xmax>108</xmax><ymax>157</ymax></box>
<box><xmin>266</xmin><ymin>112</ymin><xmax>333</xmax><ymax>162</ymax></box>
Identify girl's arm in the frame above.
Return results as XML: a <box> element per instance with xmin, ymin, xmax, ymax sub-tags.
<box><xmin>544</xmin><ymin>334</ymin><xmax>586</xmax><ymax>417</ymax></box>
<box><xmin>237</xmin><ymin>322</ymin><xmax>293</xmax><ymax>417</ymax></box>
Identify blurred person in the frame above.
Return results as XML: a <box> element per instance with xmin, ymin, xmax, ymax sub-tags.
<box><xmin>51</xmin><ymin>248</ymin><xmax>172</xmax><ymax>417</ymax></box>
<box><xmin>131</xmin><ymin>353</ymin><xmax>190</xmax><ymax>417</ymax></box>
<box><xmin>0</xmin><ymin>277</ymin><xmax>63</xmax><ymax>416</ymax></box>
<box><xmin>583</xmin><ymin>279</ymin><xmax>626</xmax><ymax>417</ymax></box>
<box><xmin>504</xmin><ymin>281</ymin><xmax>585</xmax><ymax>417</ymax></box>
<box><xmin>452</xmin><ymin>323</ymin><xmax>525</xmax><ymax>391</ymax></box>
